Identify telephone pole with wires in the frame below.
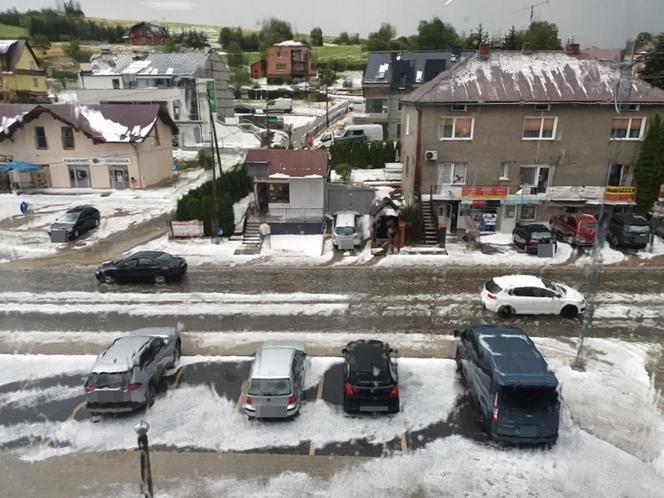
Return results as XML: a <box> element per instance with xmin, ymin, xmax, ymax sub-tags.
<box><xmin>512</xmin><ymin>0</ymin><xmax>550</xmax><ymax>24</ymax></box>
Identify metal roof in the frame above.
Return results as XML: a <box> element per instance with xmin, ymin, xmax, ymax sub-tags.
<box><xmin>364</xmin><ymin>51</ymin><xmax>471</xmax><ymax>85</ymax></box>
<box><xmin>88</xmin><ymin>51</ymin><xmax>212</xmax><ymax>76</ymax></box>
<box><xmin>245</xmin><ymin>149</ymin><xmax>329</xmax><ymax>177</ymax></box>
<box><xmin>402</xmin><ymin>50</ymin><xmax>664</xmax><ymax>104</ymax></box>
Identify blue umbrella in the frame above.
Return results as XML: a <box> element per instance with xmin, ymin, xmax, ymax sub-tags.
<box><xmin>0</xmin><ymin>160</ymin><xmax>44</xmax><ymax>173</ymax></box>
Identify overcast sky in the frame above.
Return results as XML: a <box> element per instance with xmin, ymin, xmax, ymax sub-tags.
<box><xmin>10</xmin><ymin>0</ymin><xmax>664</xmax><ymax>47</ymax></box>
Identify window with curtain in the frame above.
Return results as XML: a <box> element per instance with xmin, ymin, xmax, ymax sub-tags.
<box><xmin>611</xmin><ymin>117</ymin><xmax>644</xmax><ymax>139</ymax></box>
<box><xmin>438</xmin><ymin>117</ymin><xmax>474</xmax><ymax>140</ymax></box>
<box><xmin>522</xmin><ymin>117</ymin><xmax>557</xmax><ymax>139</ymax></box>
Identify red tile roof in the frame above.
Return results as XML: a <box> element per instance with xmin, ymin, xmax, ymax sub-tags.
<box><xmin>245</xmin><ymin>149</ymin><xmax>329</xmax><ymax>177</ymax></box>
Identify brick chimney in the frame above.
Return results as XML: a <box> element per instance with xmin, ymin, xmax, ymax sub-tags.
<box><xmin>478</xmin><ymin>43</ymin><xmax>490</xmax><ymax>60</ymax></box>
<box><xmin>521</xmin><ymin>42</ymin><xmax>531</xmax><ymax>55</ymax></box>
<box><xmin>565</xmin><ymin>42</ymin><xmax>580</xmax><ymax>54</ymax></box>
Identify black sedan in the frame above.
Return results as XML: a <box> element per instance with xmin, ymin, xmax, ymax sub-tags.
<box><xmin>342</xmin><ymin>340</ymin><xmax>400</xmax><ymax>414</ymax></box>
<box><xmin>512</xmin><ymin>223</ymin><xmax>556</xmax><ymax>255</ymax></box>
<box><xmin>49</xmin><ymin>206</ymin><xmax>100</xmax><ymax>241</ymax></box>
<box><xmin>96</xmin><ymin>251</ymin><xmax>187</xmax><ymax>284</ymax></box>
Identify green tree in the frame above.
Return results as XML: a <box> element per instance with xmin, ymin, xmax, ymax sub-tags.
<box><xmin>635</xmin><ymin>31</ymin><xmax>653</xmax><ymax>48</ymax></box>
<box><xmin>31</xmin><ymin>34</ymin><xmax>51</xmax><ymax>52</ymax></box>
<box><xmin>259</xmin><ymin>17</ymin><xmax>293</xmax><ymax>51</ymax></box>
<box><xmin>227</xmin><ymin>41</ymin><xmax>244</xmax><ymax>68</ymax></box>
<box><xmin>366</xmin><ymin>23</ymin><xmax>396</xmax><ymax>51</ymax></box>
<box><xmin>219</xmin><ymin>192</ymin><xmax>235</xmax><ymax>237</ymax></box>
<box><xmin>335</xmin><ymin>163</ymin><xmax>352</xmax><ymax>181</ymax></box>
<box><xmin>317</xmin><ymin>64</ymin><xmax>337</xmax><ymax>127</ymax></box>
<box><xmin>634</xmin><ymin>114</ymin><xmax>664</xmax><ymax>213</ymax></box>
<box><xmin>310</xmin><ymin>27</ymin><xmax>323</xmax><ymax>47</ymax></box>
<box><xmin>218</xmin><ymin>27</ymin><xmax>232</xmax><ymax>48</ymax></box>
<box><xmin>334</xmin><ymin>31</ymin><xmax>350</xmax><ymax>44</ymax></box>
<box><xmin>501</xmin><ymin>25</ymin><xmax>522</xmax><ymax>50</ymax></box>
<box><xmin>64</xmin><ymin>38</ymin><xmax>81</xmax><ymax>62</ymax></box>
<box><xmin>197</xmin><ymin>149</ymin><xmax>215</xmax><ymax>170</ymax></box>
<box><xmin>230</xmin><ymin>67</ymin><xmax>251</xmax><ymax>90</ymax></box>
<box><xmin>522</xmin><ymin>21</ymin><xmax>561</xmax><ymax>50</ymax></box>
<box><xmin>416</xmin><ymin>17</ymin><xmax>460</xmax><ymax>50</ymax></box>
<box><xmin>176</xmin><ymin>30</ymin><xmax>208</xmax><ymax>49</ymax></box>
<box><xmin>464</xmin><ymin>23</ymin><xmax>489</xmax><ymax>49</ymax></box>
<box><xmin>639</xmin><ymin>33</ymin><xmax>664</xmax><ymax>90</ymax></box>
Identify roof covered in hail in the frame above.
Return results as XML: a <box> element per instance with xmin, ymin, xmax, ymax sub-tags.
<box><xmin>402</xmin><ymin>50</ymin><xmax>664</xmax><ymax>104</ymax></box>
<box><xmin>86</xmin><ymin>50</ymin><xmax>213</xmax><ymax>76</ymax></box>
<box><xmin>0</xmin><ymin>103</ymin><xmax>177</xmax><ymax>143</ymax></box>
<box><xmin>245</xmin><ymin>149</ymin><xmax>329</xmax><ymax>177</ymax></box>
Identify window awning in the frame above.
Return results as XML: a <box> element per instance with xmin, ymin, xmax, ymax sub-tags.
<box><xmin>0</xmin><ymin>161</ymin><xmax>44</xmax><ymax>173</ymax></box>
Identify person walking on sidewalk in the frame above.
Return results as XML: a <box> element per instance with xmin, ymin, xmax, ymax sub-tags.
<box><xmin>259</xmin><ymin>221</ymin><xmax>271</xmax><ymax>249</ymax></box>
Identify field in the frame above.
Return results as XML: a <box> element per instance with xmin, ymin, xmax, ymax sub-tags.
<box><xmin>0</xmin><ymin>23</ymin><xmax>28</xmax><ymax>39</ymax></box>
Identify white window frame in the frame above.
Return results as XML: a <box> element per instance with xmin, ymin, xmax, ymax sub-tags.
<box><xmin>499</xmin><ymin>161</ymin><xmax>511</xmax><ymax>181</ymax></box>
<box><xmin>438</xmin><ymin>116</ymin><xmax>474</xmax><ymax>141</ymax></box>
<box><xmin>522</xmin><ymin>116</ymin><xmax>557</xmax><ymax>140</ymax></box>
<box><xmin>438</xmin><ymin>162</ymin><xmax>468</xmax><ymax>186</ymax></box>
<box><xmin>610</xmin><ymin>116</ymin><xmax>646</xmax><ymax>141</ymax></box>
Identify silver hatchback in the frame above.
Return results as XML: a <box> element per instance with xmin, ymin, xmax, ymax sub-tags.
<box><xmin>243</xmin><ymin>341</ymin><xmax>306</xmax><ymax>419</ymax></box>
<box><xmin>84</xmin><ymin>328</ymin><xmax>181</xmax><ymax>414</ymax></box>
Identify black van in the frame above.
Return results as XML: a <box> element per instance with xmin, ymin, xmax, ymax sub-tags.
<box><xmin>607</xmin><ymin>214</ymin><xmax>651</xmax><ymax>249</ymax></box>
<box><xmin>454</xmin><ymin>325</ymin><xmax>560</xmax><ymax>444</ymax></box>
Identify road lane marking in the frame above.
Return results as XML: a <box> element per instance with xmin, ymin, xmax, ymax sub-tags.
<box><xmin>401</xmin><ymin>432</ymin><xmax>409</xmax><ymax>455</ymax></box>
<box><xmin>168</xmin><ymin>365</ymin><xmax>188</xmax><ymax>390</ymax></box>
<box><xmin>308</xmin><ymin>441</ymin><xmax>316</xmax><ymax>456</ymax></box>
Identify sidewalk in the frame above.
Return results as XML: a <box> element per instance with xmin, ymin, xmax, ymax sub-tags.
<box><xmin>0</xmin><ymin>450</ymin><xmax>367</xmax><ymax>498</ymax></box>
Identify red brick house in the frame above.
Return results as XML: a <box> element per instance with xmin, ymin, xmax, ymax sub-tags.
<box><xmin>125</xmin><ymin>22</ymin><xmax>169</xmax><ymax>46</ymax></box>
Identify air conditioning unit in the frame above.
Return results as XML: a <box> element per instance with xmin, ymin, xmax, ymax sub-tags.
<box><xmin>424</xmin><ymin>150</ymin><xmax>438</xmax><ymax>161</ymax></box>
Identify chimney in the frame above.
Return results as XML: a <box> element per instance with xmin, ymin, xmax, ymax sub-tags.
<box><xmin>521</xmin><ymin>42</ymin><xmax>531</xmax><ymax>55</ymax></box>
<box><xmin>478</xmin><ymin>43</ymin><xmax>490</xmax><ymax>60</ymax></box>
<box><xmin>565</xmin><ymin>42</ymin><xmax>580</xmax><ymax>55</ymax></box>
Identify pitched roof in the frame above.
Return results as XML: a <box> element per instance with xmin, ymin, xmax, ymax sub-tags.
<box><xmin>0</xmin><ymin>103</ymin><xmax>177</xmax><ymax>143</ymax></box>
<box><xmin>364</xmin><ymin>51</ymin><xmax>471</xmax><ymax>84</ymax></box>
<box><xmin>86</xmin><ymin>50</ymin><xmax>214</xmax><ymax>76</ymax></box>
<box><xmin>0</xmin><ymin>40</ymin><xmax>41</xmax><ymax>72</ymax></box>
<box><xmin>402</xmin><ymin>50</ymin><xmax>664</xmax><ymax>104</ymax></box>
<box><xmin>245</xmin><ymin>149</ymin><xmax>329</xmax><ymax>177</ymax></box>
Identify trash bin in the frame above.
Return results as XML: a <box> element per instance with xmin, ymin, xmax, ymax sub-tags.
<box><xmin>438</xmin><ymin>222</ymin><xmax>448</xmax><ymax>248</ymax></box>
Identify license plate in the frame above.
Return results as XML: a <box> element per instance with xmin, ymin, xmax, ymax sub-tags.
<box><xmin>257</xmin><ymin>405</ymin><xmax>287</xmax><ymax>418</ymax></box>
<box><xmin>519</xmin><ymin>425</ymin><xmax>537</xmax><ymax>437</ymax></box>
<box><xmin>360</xmin><ymin>405</ymin><xmax>388</xmax><ymax>412</ymax></box>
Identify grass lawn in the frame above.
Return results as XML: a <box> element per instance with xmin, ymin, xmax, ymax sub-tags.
<box><xmin>313</xmin><ymin>45</ymin><xmax>367</xmax><ymax>65</ymax></box>
<box><xmin>0</xmin><ymin>23</ymin><xmax>28</xmax><ymax>39</ymax></box>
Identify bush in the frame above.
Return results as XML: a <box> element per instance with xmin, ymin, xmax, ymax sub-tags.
<box><xmin>219</xmin><ymin>193</ymin><xmax>235</xmax><ymax>237</ymax></box>
<box><xmin>335</xmin><ymin>163</ymin><xmax>352</xmax><ymax>181</ymax></box>
<box><xmin>329</xmin><ymin>141</ymin><xmax>399</xmax><ymax>169</ymax></box>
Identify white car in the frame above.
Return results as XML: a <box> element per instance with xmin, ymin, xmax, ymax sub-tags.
<box><xmin>481</xmin><ymin>275</ymin><xmax>585</xmax><ymax>318</ymax></box>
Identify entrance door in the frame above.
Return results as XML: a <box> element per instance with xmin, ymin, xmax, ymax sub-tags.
<box><xmin>500</xmin><ymin>205</ymin><xmax>517</xmax><ymax>233</ymax></box>
<box><xmin>68</xmin><ymin>166</ymin><xmax>91</xmax><ymax>188</ymax></box>
<box><xmin>109</xmin><ymin>166</ymin><xmax>129</xmax><ymax>190</ymax></box>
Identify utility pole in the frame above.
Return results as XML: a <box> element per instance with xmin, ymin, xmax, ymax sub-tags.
<box><xmin>206</xmin><ymin>81</ymin><xmax>220</xmax><ymax>236</ymax></box>
<box><xmin>135</xmin><ymin>420</ymin><xmax>153</xmax><ymax>498</ymax></box>
<box><xmin>573</xmin><ymin>40</ymin><xmax>635</xmax><ymax>370</ymax></box>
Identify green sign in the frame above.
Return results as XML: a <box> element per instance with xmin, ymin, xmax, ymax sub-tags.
<box><xmin>206</xmin><ymin>80</ymin><xmax>217</xmax><ymax>113</ymax></box>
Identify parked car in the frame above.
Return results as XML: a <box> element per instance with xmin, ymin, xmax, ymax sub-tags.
<box><xmin>48</xmin><ymin>205</ymin><xmax>100</xmax><ymax>241</ymax></box>
<box><xmin>242</xmin><ymin>341</ymin><xmax>306</xmax><ymax>419</ymax></box>
<box><xmin>454</xmin><ymin>325</ymin><xmax>560</xmax><ymax>444</ymax></box>
<box><xmin>512</xmin><ymin>224</ymin><xmax>556</xmax><ymax>254</ymax></box>
<box><xmin>652</xmin><ymin>216</ymin><xmax>664</xmax><ymax>239</ymax></box>
<box><xmin>95</xmin><ymin>251</ymin><xmax>187</xmax><ymax>284</ymax></box>
<box><xmin>234</xmin><ymin>104</ymin><xmax>256</xmax><ymax>114</ymax></box>
<box><xmin>266</xmin><ymin>98</ymin><xmax>293</xmax><ymax>113</ymax></box>
<box><xmin>481</xmin><ymin>274</ymin><xmax>585</xmax><ymax>318</ymax></box>
<box><xmin>342</xmin><ymin>340</ymin><xmax>399</xmax><ymax>414</ymax></box>
<box><xmin>332</xmin><ymin>211</ymin><xmax>362</xmax><ymax>250</ymax></box>
<box><xmin>84</xmin><ymin>328</ymin><xmax>181</xmax><ymax>413</ymax></box>
<box><xmin>607</xmin><ymin>213</ymin><xmax>651</xmax><ymax>249</ymax></box>
<box><xmin>317</xmin><ymin>124</ymin><xmax>384</xmax><ymax>148</ymax></box>
<box><xmin>549</xmin><ymin>213</ymin><xmax>598</xmax><ymax>246</ymax></box>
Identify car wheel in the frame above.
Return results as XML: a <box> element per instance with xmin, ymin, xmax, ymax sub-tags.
<box><xmin>103</xmin><ymin>274</ymin><xmax>115</xmax><ymax>284</ymax></box>
<box><xmin>561</xmin><ymin>305</ymin><xmax>578</xmax><ymax>319</ymax></box>
<box><xmin>146</xmin><ymin>382</ymin><xmax>156</xmax><ymax>407</ymax></box>
<box><xmin>611</xmin><ymin>235</ymin><xmax>619</xmax><ymax>247</ymax></box>
<box><xmin>94</xmin><ymin>218</ymin><xmax>100</xmax><ymax>228</ymax></box>
<box><xmin>498</xmin><ymin>306</ymin><xmax>513</xmax><ymax>318</ymax></box>
<box><xmin>154</xmin><ymin>274</ymin><xmax>166</xmax><ymax>284</ymax></box>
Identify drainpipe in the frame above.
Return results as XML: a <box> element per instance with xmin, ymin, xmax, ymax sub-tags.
<box><xmin>414</xmin><ymin>104</ymin><xmax>423</xmax><ymax>202</ymax></box>
<box><xmin>131</xmin><ymin>143</ymin><xmax>143</xmax><ymax>189</ymax></box>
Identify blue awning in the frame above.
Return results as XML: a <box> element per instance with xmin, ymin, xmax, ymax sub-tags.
<box><xmin>0</xmin><ymin>161</ymin><xmax>44</xmax><ymax>173</ymax></box>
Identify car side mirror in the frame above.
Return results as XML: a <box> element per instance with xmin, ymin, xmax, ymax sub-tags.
<box><xmin>341</xmin><ymin>348</ymin><xmax>348</xmax><ymax>354</ymax></box>
<box><xmin>453</xmin><ymin>329</ymin><xmax>461</xmax><ymax>337</ymax></box>
<box><xmin>390</xmin><ymin>348</ymin><xmax>398</xmax><ymax>355</ymax></box>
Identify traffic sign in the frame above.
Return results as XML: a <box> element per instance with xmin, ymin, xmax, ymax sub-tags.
<box><xmin>19</xmin><ymin>201</ymin><xmax>30</xmax><ymax>215</ymax></box>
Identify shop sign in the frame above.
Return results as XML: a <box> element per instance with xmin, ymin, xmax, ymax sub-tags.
<box><xmin>64</xmin><ymin>158</ymin><xmax>90</xmax><ymax>165</ymax></box>
<box><xmin>604</xmin><ymin>186</ymin><xmax>636</xmax><ymax>203</ymax></box>
<box><xmin>461</xmin><ymin>186</ymin><xmax>509</xmax><ymax>200</ymax></box>
<box><xmin>504</xmin><ymin>197</ymin><xmax>544</xmax><ymax>206</ymax></box>
<box><xmin>105</xmin><ymin>158</ymin><xmax>130</xmax><ymax>166</ymax></box>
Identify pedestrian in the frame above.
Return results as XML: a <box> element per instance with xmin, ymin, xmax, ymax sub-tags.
<box><xmin>130</xmin><ymin>177</ymin><xmax>137</xmax><ymax>191</ymax></box>
<box><xmin>259</xmin><ymin>221</ymin><xmax>271</xmax><ymax>249</ymax></box>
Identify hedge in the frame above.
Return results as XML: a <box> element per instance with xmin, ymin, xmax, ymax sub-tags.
<box><xmin>329</xmin><ymin>140</ymin><xmax>400</xmax><ymax>169</ymax></box>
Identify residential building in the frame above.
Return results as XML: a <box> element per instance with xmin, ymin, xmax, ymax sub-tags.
<box><xmin>0</xmin><ymin>103</ymin><xmax>177</xmax><ymax>189</ymax></box>
<box><xmin>250</xmin><ymin>41</ymin><xmax>315</xmax><ymax>81</ymax></box>
<box><xmin>79</xmin><ymin>49</ymin><xmax>234</xmax><ymax>127</ymax></box>
<box><xmin>359</xmin><ymin>51</ymin><xmax>471</xmax><ymax>139</ymax></box>
<box><xmin>244</xmin><ymin>148</ymin><xmax>328</xmax><ymax>234</ymax></box>
<box><xmin>399</xmin><ymin>44</ymin><xmax>664</xmax><ymax>235</ymax></box>
<box><xmin>124</xmin><ymin>22</ymin><xmax>169</xmax><ymax>46</ymax></box>
<box><xmin>0</xmin><ymin>40</ymin><xmax>48</xmax><ymax>103</ymax></box>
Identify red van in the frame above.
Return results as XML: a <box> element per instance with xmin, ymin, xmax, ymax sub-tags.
<box><xmin>549</xmin><ymin>214</ymin><xmax>598</xmax><ymax>246</ymax></box>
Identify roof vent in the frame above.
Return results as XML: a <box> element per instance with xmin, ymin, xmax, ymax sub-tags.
<box><xmin>478</xmin><ymin>43</ymin><xmax>490</xmax><ymax>60</ymax></box>
<box><xmin>521</xmin><ymin>42</ymin><xmax>531</xmax><ymax>55</ymax></box>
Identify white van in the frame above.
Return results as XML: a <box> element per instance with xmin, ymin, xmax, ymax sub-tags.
<box><xmin>317</xmin><ymin>124</ymin><xmax>384</xmax><ymax>148</ymax></box>
<box><xmin>266</xmin><ymin>98</ymin><xmax>293</xmax><ymax>113</ymax></box>
<box><xmin>332</xmin><ymin>211</ymin><xmax>362</xmax><ymax>250</ymax></box>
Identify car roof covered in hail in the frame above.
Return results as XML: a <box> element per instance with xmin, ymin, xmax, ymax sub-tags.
<box><xmin>492</xmin><ymin>274</ymin><xmax>547</xmax><ymax>289</ymax></box>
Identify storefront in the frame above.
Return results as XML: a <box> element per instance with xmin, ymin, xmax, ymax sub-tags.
<box><xmin>64</xmin><ymin>157</ymin><xmax>132</xmax><ymax>190</ymax></box>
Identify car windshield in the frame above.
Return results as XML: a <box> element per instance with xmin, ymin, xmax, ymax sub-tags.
<box><xmin>485</xmin><ymin>279</ymin><xmax>502</xmax><ymax>294</ymax></box>
<box><xmin>247</xmin><ymin>378</ymin><xmax>292</xmax><ymax>396</ymax></box>
<box><xmin>581</xmin><ymin>222</ymin><xmax>598</xmax><ymax>230</ymax></box>
<box><xmin>500</xmin><ymin>386</ymin><xmax>558</xmax><ymax>408</ymax></box>
<box><xmin>531</xmin><ymin>231</ymin><xmax>552</xmax><ymax>240</ymax></box>
<box><xmin>56</xmin><ymin>213</ymin><xmax>79</xmax><ymax>223</ymax></box>
<box><xmin>335</xmin><ymin>226</ymin><xmax>355</xmax><ymax>236</ymax></box>
<box><xmin>87</xmin><ymin>372</ymin><xmax>130</xmax><ymax>388</ymax></box>
<box><xmin>542</xmin><ymin>279</ymin><xmax>566</xmax><ymax>295</ymax></box>
<box><xmin>155</xmin><ymin>253</ymin><xmax>174</xmax><ymax>263</ymax></box>
<box><xmin>626</xmin><ymin>224</ymin><xmax>649</xmax><ymax>233</ymax></box>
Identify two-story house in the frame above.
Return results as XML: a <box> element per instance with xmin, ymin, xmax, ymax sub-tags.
<box><xmin>399</xmin><ymin>44</ymin><xmax>664</xmax><ymax>235</ymax></box>
<box><xmin>250</xmin><ymin>41</ymin><xmax>315</xmax><ymax>81</ymax></box>
<box><xmin>124</xmin><ymin>22</ymin><xmax>169</xmax><ymax>46</ymax></box>
<box><xmin>0</xmin><ymin>103</ymin><xmax>177</xmax><ymax>189</ymax></box>
<box><xmin>358</xmin><ymin>51</ymin><xmax>471</xmax><ymax>139</ymax></box>
<box><xmin>78</xmin><ymin>49</ymin><xmax>233</xmax><ymax>147</ymax></box>
<box><xmin>0</xmin><ymin>40</ymin><xmax>48</xmax><ymax>103</ymax></box>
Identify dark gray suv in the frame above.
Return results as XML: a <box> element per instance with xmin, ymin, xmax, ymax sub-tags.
<box><xmin>84</xmin><ymin>329</ymin><xmax>181</xmax><ymax>414</ymax></box>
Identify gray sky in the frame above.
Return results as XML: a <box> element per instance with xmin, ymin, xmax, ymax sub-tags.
<box><xmin>9</xmin><ymin>0</ymin><xmax>664</xmax><ymax>47</ymax></box>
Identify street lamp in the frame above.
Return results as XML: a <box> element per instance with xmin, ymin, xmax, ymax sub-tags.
<box><xmin>134</xmin><ymin>420</ymin><xmax>153</xmax><ymax>498</ymax></box>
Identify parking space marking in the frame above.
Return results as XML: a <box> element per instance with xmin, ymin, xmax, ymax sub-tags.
<box><xmin>401</xmin><ymin>432</ymin><xmax>409</xmax><ymax>455</ymax></box>
<box><xmin>168</xmin><ymin>365</ymin><xmax>188</xmax><ymax>390</ymax></box>
<box><xmin>308</xmin><ymin>374</ymin><xmax>325</xmax><ymax>457</ymax></box>
<box><xmin>234</xmin><ymin>380</ymin><xmax>247</xmax><ymax>413</ymax></box>
<box><xmin>66</xmin><ymin>400</ymin><xmax>87</xmax><ymax>421</ymax></box>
